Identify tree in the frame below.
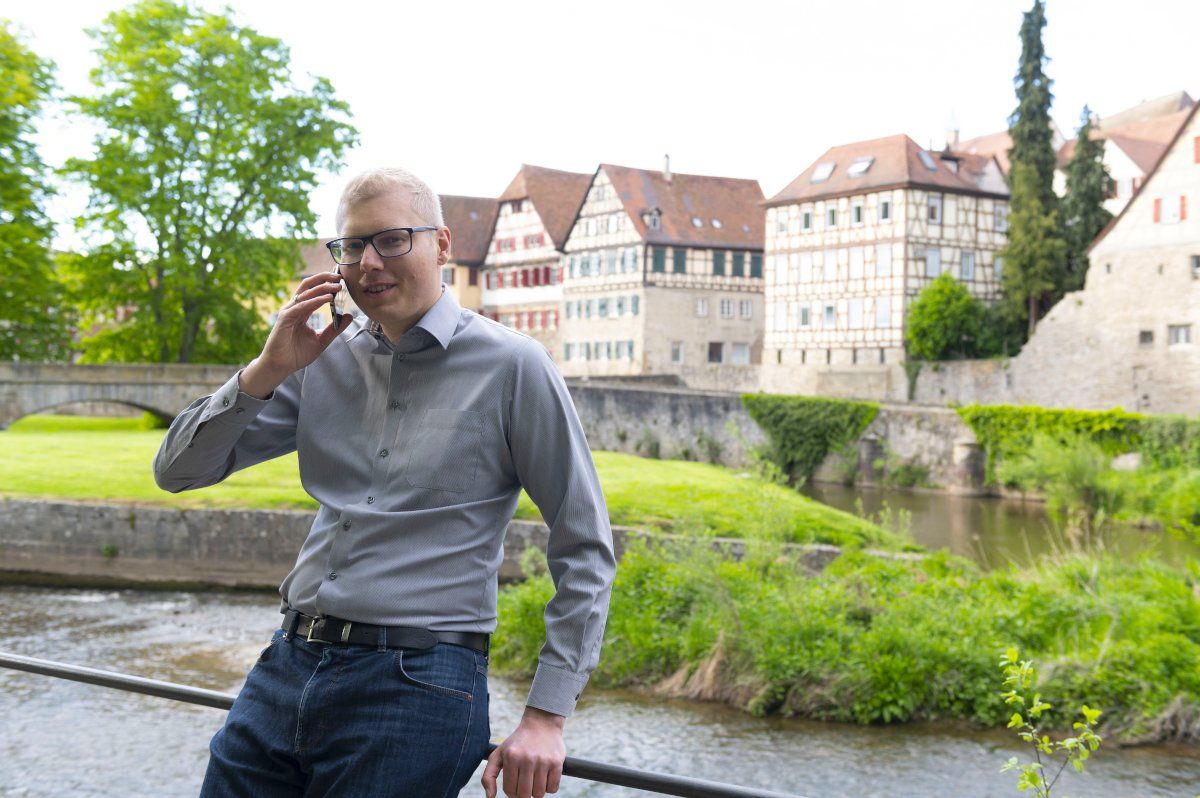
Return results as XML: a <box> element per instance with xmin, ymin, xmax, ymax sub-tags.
<box><xmin>1003</xmin><ymin>0</ymin><xmax>1067</xmax><ymax>336</ymax></box>
<box><xmin>1060</xmin><ymin>107</ymin><xmax>1113</xmax><ymax>293</ymax></box>
<box><xmin>62</xmin><ymin>0</ymin><xmax>358</xmax><ymax>364</ymax></box>
<box><xmin>904</xmin><ymin>272</ymin><xmax>984</xmax><ymax>361</ymax></box>
<box><xmin>1000</xmin><ymin>162</ymin><xmax>1067</xmax><ymax>338</ymax></box>
<box><xmin>0</xmin><ymin>20</ymin><xmax>74</xmax><ymax>361</ymax></box>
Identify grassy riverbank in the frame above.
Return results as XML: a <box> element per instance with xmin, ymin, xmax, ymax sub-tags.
<box><xmin>494</xmin><ymin>541</ymin><xmax>1200</xmax><ymax>744</ymax></box>
<box><xmin>0</xmin><ymin>414</ymin><xmax>901</xmax><ymax>549</ymax></box>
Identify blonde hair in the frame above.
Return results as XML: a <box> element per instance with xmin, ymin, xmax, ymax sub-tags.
<box><xmin>335</xmin><ymin>167</ymin><xmax>444</xmax><ymax>232</ymax></box>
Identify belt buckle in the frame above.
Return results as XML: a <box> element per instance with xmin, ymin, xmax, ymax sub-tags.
<box><xmin>305</xmin><ymin>616</ymin><xmax>352</xmax><ymax>644</ymax></box>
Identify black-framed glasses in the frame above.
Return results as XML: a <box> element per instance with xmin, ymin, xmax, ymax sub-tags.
<box><xmin>325</xmin><ymin>226</ymin><xmax>439</xmax><ymax>265</ymax></box>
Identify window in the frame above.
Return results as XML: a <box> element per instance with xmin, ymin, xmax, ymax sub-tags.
<box><xmin>584</xmin><ymin>300</ymin><xmax>593</xmax><ymax>319</ymax></box>
<box><xmin>879</xmin><ymin>199</ymin><xmax>891</xmax><ymax>222</ymax></box>
<box><xmin>604</xmin><ymin>249</ymin><xmax>615</xmax><ymax>274</ymax></box>
<box><xmin>590</xmin><ymin>252</ymin><xmax>601</xmax><ymax>275</ymax></box>
<box><xmin>924</xmin><ymin>248</ymin><xmax>942</xmax><ymax>278</ymax></box>
<box><xmin>625</xmin><ymin>340</ymin><xmax>635</xmax><ymax>360</ymax></box>
<box><xmin>802</xmin><ymin>210</ymin><xmax>812</xmax><ymax>231</ymax></box>
<box><xmin>775</xmin><ymin>211</ymin><xmax>788</xmax><ymax>234</ymax></box>
<box><xmin>928</xmin><ymin>194</ymin><xmax>943</xmax><ymax>224</ymax></box>
<box><xmin>524</xmin><ymin>233</ymin><xmax>544</xmax><ymax>248</ymax></box>
<box><xmin>848</xmin><ymin>156</ymin><xmax>874</xmax><ymax>177</ymax></box>
<box><xmin>826</xmin><ymin>207</ymin><xmax>837</xmax><ymax>228</ymax></box>
<box><xmin>707</xmin><ymin>342</ymin><xmax>725</xmax><ymax>363</ymax></box>
<box><xmin>652</xmin><ymin>247</ymin><xmax>666</xmax><ymax>273</ymax></box>
<box><xmin>713</xmin><ymin>251</ymin><xmax>726</xmax><ymax>276</ymax></box>
<box><xmin>852</xmin><ymin>202</ymin><xmax>864</xmax><ymax>226</ymax></box>
<box><xmin>750</xmin><ymin>253</ymin><xmax>763</xmax><ymax>278</ymax></box>
<box><xmin>671</xmin><ymin>341</ymin><xmax>684</xmax><ymax>364</ymax></box>
<box><xmin>849</xmin><ymin>247</ymin><xmax>864</xmax><ymax>279</ymax></box>
<box><xmin>811</xmin><ymin>162</ymin><xmax>835</xmax><ymax>183</ymax></box>
<box><xmin>566</xmin><ymin>301</ymin><xmax>575</xmax><ymax>320</ymax></box>
<box><xmin>875</xmin><ymin>298</ymin><xmax>891</xmax><ymax>328</ymax></box>
<box><xmin>823</xmin><ymin>249</ymin><xmax>838</xmax><ymax>281</ymax></box>
<box><xmin>823</xmin><ymin>304</ymin><xmax>836</xmax><ymax>328</ymax></box>
<box><xmin>695</xmin><ymin>297</ymin><xmax>709</xmax><ymax>317</ymax></box>
<box><xmin>1155</xmin><ymin>195</ymin><xmax>1187</xmax><ymax>224</ymax></box>
<box><xmin>1192</xmin><ymin>255</ymin><xmax>1200</xmax><ymax>279</ymax></box>
<box><xmin>644</xmin><ymin>209</ymin><xmax>661</xmax><ymax>230</ymax></box>
<box><xmin>799</xmin><ymin>306</ymin><xmax>810</xmax><ymax>326</ymax></box>
<box><xmin>673</xmin><ymin>248</ymin><xmax>687</xmax><ymax>273</ymax></box>
<box><xmin>441</xmin><ymin>267</ymin><xmax>455</xmax><ymax>285</ymax></box>
<box><xmin>961</xmin><ymin>251</ymin><xmax>975</xmax><ymax>280</ymax></box>
<box><xmin>691</xmin><ymin>216</ymin><xmax>703</xmax><ymax>228</ymax></box>
<box><xmin>631</xmin><ymin>295</ymin><xmax>639</xmax><ymax>315</ymax></box>
<box><xmin>994</xmin><ymin>256</ymin><xmax>1004</xmax><ymax>280</ymax></box>
<box><xmin>918</xmin><ymin>150</ymin><xmax>938</xmax><ymax>171</ymax></box>
<box><xmin>994</xmin><ymin>205</ymin><xmax>1008</xmax><ymax>232</ymax></box>
<box><xmin>848</xmin><ymin>298</ymin><xmax>863</xmax><ymax>329</ymax></box>
<box><xmin>720</xmin><ymin>298</ymin><xmax>734</xmax><ymax>318</ymax></box>
<box><xmin>616</xmin><ymin>296</ymin><xmax>626</xmax><ymax>316</ymax></box>
<box><xmin>593</xmin><ymin>186</ymin><xmax>607</xmax><ymax>201</ymax></box>
<box><xmin>875</xmin><ymin>244</ymin><xmax>892</xmax><ymax>277</ymax></box>
<box><xmin>1139</xmin><ymin>330</ymin><xmax>1154</xmax><ymax>346</ymax></box>
<box><xmin>711</xmin><ymin>218</ymin><xmax>723</xmax><ymax>229</ymax></box>
<box><xmin>598</xmin><ymin>298</ymin><xmax>609</xmax><ymax>318</ymax></box>
<box><xmin>1169</xmin><ymin>324</ymin><xmax>1192</xmax><ymax>345</ymax></box>
<box><xmin>469</xmin><ymin>269</ymin><xmax>478</xmax><ymax>286</ymax></box>
<box><xmin>498</xmin><ymin>238</ymin><xmax>515</xmax><ymax>252</ymax></box>
<box><xmin>739</xmin><ymin>299</ymin><xmax>753</xmax><ymax>319</ymax></box>
<box><xmin>586</xmin><ymin>218</ymin><xmax>596</xmax><ymax>236</ymax></box>
<box><xmin>583</xmin><ymin>342</ymin><xmax>592</xmax><ymax>361</ymax></box>
<box><xmin>607</xmin><ymin>214</ymin><xmax>619</xmax><ymax>233</ymax></box>
<box><xmin>732</xmin><ymin>252</ymin><xmax>745</xmax><ymax>277</ymax></box>
<box><xmin>730</xmin><ymin>343</ymin><xmax>750</xmax><ymax>365</ymax></box>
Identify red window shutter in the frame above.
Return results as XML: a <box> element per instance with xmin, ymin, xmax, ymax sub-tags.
<box><xmin>1181</xmin><ymin>195</ymin><xmax>1188</xmax><ymax>221</ymax></box>
<box><xmin>1153</xmin><ymin>198</ymin><xmax>1162</xmax><ymax>223</ymax></box>
<box><xmin>540</xmin><ymin>310</ymin><xmax>547</xmax><ymax>327</ymax></box>
<box><xmin>1194</xmin><ymin>136</ymin><xmax>1200</xmax><ymax>164</ymax></box>
<box><xmin>542</xmin><ymin>266</ymin><xmax>550</xmax><ymax>284</ymax></box>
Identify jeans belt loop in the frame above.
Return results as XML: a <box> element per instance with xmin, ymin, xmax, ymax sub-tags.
<box><xmin>377</xmin><ymin>626</ymin><xmax>387</xmax><ymax>652</ymax></box>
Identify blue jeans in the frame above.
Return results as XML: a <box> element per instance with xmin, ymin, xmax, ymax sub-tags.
<box><xmin>200</xmin><ymin>627</ymin><xmax>491</xmax><ymax>797</ymax></box>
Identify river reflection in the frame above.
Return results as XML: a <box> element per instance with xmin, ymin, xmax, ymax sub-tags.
<box><xmin>1</xmin><ymin>586</ymin><xmax>1197</xmax><ymax>798</ymax></box>
<box><xmin>800</xmin><ymin>481</ymin><xmax>1200</xmax><ymax>568</ymax></box>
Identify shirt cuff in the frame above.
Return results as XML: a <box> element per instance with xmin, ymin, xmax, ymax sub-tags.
<box><xmin>198</xmin><ymin>369</ymin><xmax>273</xmax><ymax>425</ymax></box>
<box><xmin>525</xmin><ymin>662</ymin><xmax>589</xmax><ymax>718</ymax></box>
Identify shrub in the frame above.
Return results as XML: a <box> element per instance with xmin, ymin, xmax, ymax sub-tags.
<box><xmin>742</xmin><ymin>394</ymin><xmax>878</xmax><ymax>483</ymax></box>
<box><xmin>905</xmin><ymin>272</ymin><xmax>985</xmax><ymax>360</ymax></box>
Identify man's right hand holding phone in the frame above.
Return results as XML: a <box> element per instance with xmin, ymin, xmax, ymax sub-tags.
<box><xmin>239</xmin><ymin>271</ymin><xmax>352</xmax><ymax>399</ymax></box>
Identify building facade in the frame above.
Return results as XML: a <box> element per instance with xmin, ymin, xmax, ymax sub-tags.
<box><xmin>480</xmin><ymin>165</ymin><xmax>591</xmax><ymax>353</ymax></box>
<box><xmin>761</xmin><ymin>135</ymin><xmax>1009</xmax><ymax>387</ymax></box>
<box><xmin>439</xmin><ymin>195</ymin><xmax>499</xmax><ymax>312</ymax></box>
<box><xmin>558</xmin><ymin>162</ymin><xmax>765</xmax><ymax>391</ymax></box>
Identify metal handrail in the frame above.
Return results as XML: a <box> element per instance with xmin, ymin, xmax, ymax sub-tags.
<box><xmin>0</xmin><ymin>650</ymin><xmax>804</xmax><ymax>798</ymax></box>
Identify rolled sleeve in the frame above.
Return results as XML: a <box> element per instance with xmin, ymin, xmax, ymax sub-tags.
<box><xmin>507</xmin><ymin>339</ymin><xmax>616</xmax><ymax>717</ymax></box>
<box><xmin>153</xmin><ymin>368</ymin><xmax>300</xmax><ymax>493</ymax></box>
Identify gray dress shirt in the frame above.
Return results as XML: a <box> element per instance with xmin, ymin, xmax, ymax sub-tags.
<box><xmin>153</xmin><ymin>288</ymin><xmax>616</xmax><ymax>717</ymax></box>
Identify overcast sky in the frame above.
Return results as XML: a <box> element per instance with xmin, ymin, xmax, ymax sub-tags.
<box><xmin>4</xmin><ymin>0</ymin><xmax>1196</xmax><ymax>244</ymax></box>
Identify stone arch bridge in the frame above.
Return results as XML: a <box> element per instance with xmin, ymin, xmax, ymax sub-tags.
<box><xmin>0</xmin><ymin>363</ymin><xmax>235</xmax><ymax>429</ymax></box>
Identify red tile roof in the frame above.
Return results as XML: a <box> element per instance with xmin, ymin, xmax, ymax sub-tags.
<box><xmin>958</xmin><ymin>130</ymin><xmax>1014</xmax><ymax>174</ymax></box>
<box><xmin>1055</xmin><ymin>108</ymin><xmax>1192</xmax><ymax>173</ymax></box>
<box><xmin>601</xmin><ymin>164</ymin><xmax>764</xmax><ymax>250</ymax></box>
<box><xmin>299</xmin><ymin>239</ymin><xmax>335</xmax><ymax>278</ymax></box>
<box><xmin>765</xmin><ymin>134</ymin><xmax>1008</xmax><ymax>208</ymax></box>
<box><xmin>440</xmin><ymin>194</ymin><xmax>499</xmax><ymax>266</ymax></box>
<box><xmin>1096</xmin><ymin>91</ymin><xmax>1194</xmax><ymax>132</ymax></box>
<box><xmin>499</xmin><ymin>164</ymin><xmax>592</xmax><ymax>249</ymax></box>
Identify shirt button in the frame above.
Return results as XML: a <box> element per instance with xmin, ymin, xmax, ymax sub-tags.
<box><xmin>396</xmin><ymin>353</ymin><xmax>406</xmax><ymax>361</ymax></box>
<box><xmin>342</xmin><ymin>520</ymin><xmax>352</xmax><ymax>530</ymax></box>
<box><xmin>366</xmin><ymin>496</ymin><xmax>374</xmax><ymax>504</ymax></box>
<box><xmin>328</xmin><ymin>571</ymin><xmax>338</xmax><ymax>580</ymax></box>
<box><xmin>222</xmin><ymin>399</ymin><xmax>230</xmax><ymax>407</ymax></box>
<box><xmin>379</xmin><ymin>448</ymin><xmax>389</xmax><ymax>458</ymax></box>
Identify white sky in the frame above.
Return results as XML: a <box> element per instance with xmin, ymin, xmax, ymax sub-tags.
<box><xmin>3</xmin><ymin>0</ymin><xmax>1197</xmax><ymax>244</ymax></box>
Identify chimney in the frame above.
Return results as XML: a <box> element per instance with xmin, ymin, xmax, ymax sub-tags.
<box><xmin>663</xmin><ymin>154</ymin><xmax>671</xmax><ymax>182</ymax></box>
<box><xmin>946</xmin><ymin>127</ymin><xmax>960</xmax><ymax>149</ymax></box>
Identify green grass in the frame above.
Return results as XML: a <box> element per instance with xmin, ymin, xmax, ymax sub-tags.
<box><xmin>2</xmin><ymin>414</ymin><xmax>900</xmax><ymax>549</ymax></box>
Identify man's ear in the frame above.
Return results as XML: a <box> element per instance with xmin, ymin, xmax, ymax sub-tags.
<box><xmin>436</xmin><ymin>226</ymin><xmax>452</xmax><ymax>265</ymax></box>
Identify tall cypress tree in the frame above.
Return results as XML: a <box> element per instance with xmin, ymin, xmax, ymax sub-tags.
<box><xmin>1001</xmin><ymin>0</ymin><xmax>1066</xmax><ymax>336</ymax></box>
<box><xmin>1060</xmin><ymin>106</ymin><xmax>1114</xmax><ymax>293</ymax></box>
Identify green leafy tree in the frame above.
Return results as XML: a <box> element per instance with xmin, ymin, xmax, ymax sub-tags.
<box><xmin>62</xmin><ymin>0</ymin><xmax>357</xmax><ymax>363</ymax></box>
<box><xmin>1004</xmin><ymin>0</ymin><xmax>1067</xmax><ymax>336</ymax></box>
<box><xmin>0</xmin><ymin>20</ymin><xmax>74</xmax><ymax>361</ymax></box>
<box><xmin>1060</xmin><ymin>107</ymin><xmax>1113</xmax><ymax>293</ymax></box>
<box><xmin>904</xmin><ymin>272</ymin><xmax>984</xmax><ymax>361</ymax></box>
<box><xmin>1000</xmin><ymin>162</ymin><xmax>1067</xmax><ymax>338</ymax></box>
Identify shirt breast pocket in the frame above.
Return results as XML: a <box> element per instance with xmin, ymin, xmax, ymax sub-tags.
<box><xmin>403</xmin><ymin>408</ymin><xmax>484</xmax><ymax>494</ymax></box>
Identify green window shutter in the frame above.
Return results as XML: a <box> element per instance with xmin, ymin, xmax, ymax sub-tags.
<box><xmin>713</xmin><ymin>251</ymin><xmax>725</xmax><ymax>276</ymax></box>
<box><xmin>750</xmin><ymin>253</ymin><xmax>763</xmax><ymax>278</ymax></box>
<box><xmin>673</xmin><ymin>248</ymin><xmax>687</xmax><ymax>273</ymax></box>
<box><xmin>652</xmin><ymin>247</ymin><xmax>666</xmax><ymax>272</ymax></box>
<box><xmin>732</xmin><ymin>252</ymin><xmax>745</xmax><ymax>277</ymax></box>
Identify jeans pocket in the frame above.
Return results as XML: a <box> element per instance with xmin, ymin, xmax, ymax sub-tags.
<box><xmin>256</xmin><ymin>628</ymin><xmax>286</xmax><ymax>663</ymax></box>
<box><xmin>394</xmin><ymin>647</ymin><xmax>475</xmax><ymax>702</ymax></box>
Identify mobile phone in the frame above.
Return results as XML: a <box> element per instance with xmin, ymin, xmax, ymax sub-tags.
<box><xmin>329</xmin><ymin>265</ymin><xmax>344</xmax><ymax>326</ymax></box>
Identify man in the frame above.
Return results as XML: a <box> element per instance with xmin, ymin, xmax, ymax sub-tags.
<box><xmin>153</xmin><ymin>167</ymin><xmax>616</xmax><ymax>798</ymax></box>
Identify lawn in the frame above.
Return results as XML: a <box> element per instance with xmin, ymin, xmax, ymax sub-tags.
<box><xmin>1</xmin><ymin>414</ymin><xmax>899</xmax><ymax>549</ymax></box>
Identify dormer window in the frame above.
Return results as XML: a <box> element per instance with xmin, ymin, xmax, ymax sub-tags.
<box><xmin>918</xmin><ymin>150</ymin><xmax>938</xmax><ymax>171</ymax></box>
<box><xmin>642</xmin><ymin>208</ymin><xmax>662</xmax><ymax>230</ymax></box>
<box><xmin>811</xmin><ymin>162</ymin><xmax>835</xmax><ymax>183</ymax></box>
<box><xmin>848</xmin><ymin>157</ymin><xmax>874</xmax><ymax>177</ymax></box>
<box><xmin>691</xmin><ymin>216</ymin><xmax>703</xmax><ymax>228</ymax></box>
<box><xmin>711</xmin><ymin>218</ymin><xmax>722</xmax><ymax>229</ymax></box>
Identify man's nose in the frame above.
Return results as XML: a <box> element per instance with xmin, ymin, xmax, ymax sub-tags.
<box><xmin>358</xmin><ymin>244</ymin><xmax>386</xmax><ymax>273</ymax></box>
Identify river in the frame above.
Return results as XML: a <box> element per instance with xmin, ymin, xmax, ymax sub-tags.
<box><xmin>1</xmin><ymin>586</ymin><xmax>1197</xmax><ymax>797</ymax></box>
<box><xmin>800</xmin><ymin>482</ymin><xmax>1200</xmax><ymax>568</ymax></box>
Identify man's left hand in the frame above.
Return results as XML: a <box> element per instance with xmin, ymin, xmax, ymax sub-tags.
<box><xmin>481</xmin><ymin>706</ymin><xmax>566</xmax><ymax>798</ymax></box>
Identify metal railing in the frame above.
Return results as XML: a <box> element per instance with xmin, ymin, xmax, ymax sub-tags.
<box><xmin>0</xmin><ymin>650</ymin><xmax>805</xmax><ymax>798</ymax></box>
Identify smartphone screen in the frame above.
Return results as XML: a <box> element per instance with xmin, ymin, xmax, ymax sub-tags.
<box><xmin>329</xmin><ymin>265</ymin><xmax>343</xmax><ymax>326</ymax></box>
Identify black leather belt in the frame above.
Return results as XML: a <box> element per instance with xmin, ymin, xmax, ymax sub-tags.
<box><xmin>281</xmin><ymin>609</ymin><xmax>489</xmax><ymax>655</ymax></box>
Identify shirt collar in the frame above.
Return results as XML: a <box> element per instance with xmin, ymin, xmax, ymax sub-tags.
<box><xmin>346</xmin><ymin>285</ymin><xmax>460</xmax><ymax>351</ymax></box>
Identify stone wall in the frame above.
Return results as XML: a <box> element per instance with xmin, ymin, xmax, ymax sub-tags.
<box><xmin>0</xmin><ymin>499</ymin><xmax>874</xmax><ymax>590</ymax></box>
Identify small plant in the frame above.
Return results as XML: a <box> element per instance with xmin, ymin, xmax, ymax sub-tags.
<box><xmin>999</xmin><ymin>647</ymin><xmax>1102</xmax><ymax>797</ymax></box>
<box><xmin>100</xmin><ymin>543</ymin><xmax>119</xmax><ymax>558</ymax></box>
<box><xmin>695</xmin><ymin>430</ymin><xmax>724</xmax><ymax>464</ymax></box>
<box><xmin>634</xmin><ymin>429</ymin><xmax>661</xmax><ymax>460</ymax></box>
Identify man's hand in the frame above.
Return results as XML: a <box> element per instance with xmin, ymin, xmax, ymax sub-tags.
<box><xmin>240</xmin><ymin>271</ymin><xmax>352</xmax><ymax>398</ymax></box>
<box><xmin>482</xmin><ymin>706</ymin><xmax>566</xmax><ymax>798</ymax></box>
